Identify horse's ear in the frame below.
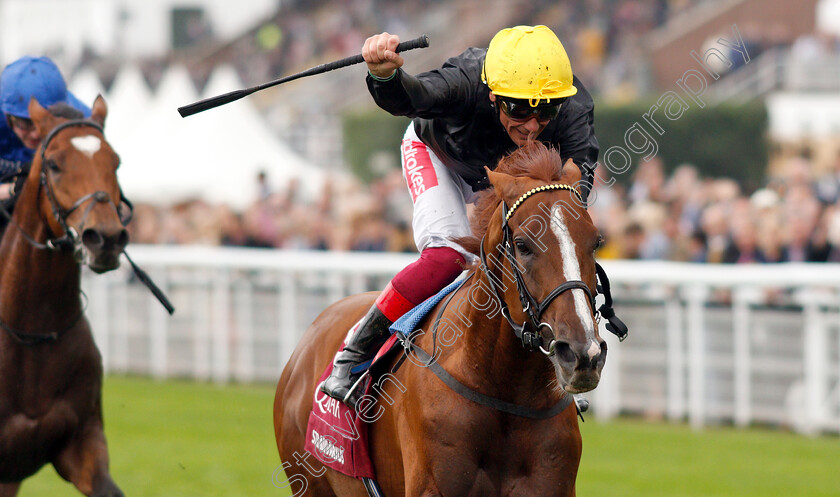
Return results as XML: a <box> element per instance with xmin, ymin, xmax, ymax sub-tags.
<box><xmin>560</xmin><ymin>158</ymin><xmax>582</xmax><ymax>186</ymax></box>
<box><xmin>90</xmin><ymin>95</ymin><xmax>107</xmax><ymax>126</ymax></box>
<box><xmin>29</xmin><ymin>98</ymin><xmax>58</xmax><ymax>137</ymax></box>
<box><xmin>486</xmin><ymin>166</ymin><xmax>519</xmax><ymax>202</ymax></box>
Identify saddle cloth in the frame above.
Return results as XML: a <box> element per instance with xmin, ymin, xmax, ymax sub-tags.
<box><xmin>303</xmin><ymin>275</ymin><xmax>466</xmax><ymax>480</ymax></box>
<box><xmin>305</xmin><ymin>358</ymin><xmax>378</xmax><ymax>478</ymax></box>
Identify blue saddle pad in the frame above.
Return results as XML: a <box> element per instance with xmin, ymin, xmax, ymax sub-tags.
<box><xmin>389</xmin><ymin>275</ymin><xmax>467</xmax><ymax>337</ymax></box>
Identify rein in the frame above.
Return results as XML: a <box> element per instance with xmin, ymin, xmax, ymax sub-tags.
<box><xmin>405</xmin><ymin>338</ymin><xmax>576</xmax><ymax>419</ymax></box>
<box><xmin>393</xmin><ymin>277</ymin><xmax>577</xmax><ymax>419</ymax></box>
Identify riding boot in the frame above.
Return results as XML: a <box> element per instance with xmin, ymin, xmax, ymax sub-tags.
<box><xmin>321</xmin><ymin>304</ymin><xmax>393</xmax><ymax>408</ymax></box>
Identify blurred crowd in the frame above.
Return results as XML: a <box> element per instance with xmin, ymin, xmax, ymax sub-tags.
<box><xmin>216</xmin><ymin>0</ymin><xmax>718</xmax><ymax>100</ymax></box>
<box><xmin>226</xmin><ymin>0</ymin><xmax>447</xmax><ymax>89</ymax></box>
<box><xmin>201</xmin><ymin>0</ymin><xmax>840</xmax><ymax>109</ymax></box>
<box><xmin>526</xmin><ymin>0</ymin><xmax>707</xmax><ymax>97</ymax></box>
<box><xmin>127</xmin><ymin>169</ymin><xmax>417</xmax><ymax>253</ymax></box>
<box><xmin>127</xmin><ymin>152</ymin><xmax>840</xmax><ymax>265</ymax></box>
<box><xmin>589</xmin><ymin>154</ymin><xmax>840</xmax><ymax>263</ymax></box>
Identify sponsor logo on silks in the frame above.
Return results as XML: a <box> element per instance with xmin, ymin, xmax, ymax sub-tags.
<box><xmin>402</xmin><ymin>139</ymin><xmax>438</xmax><ymax>202</ymax></box>
<box><xmin>311</xmin><ymin>428</ymin><xmax>346</xmax><ymax>464</ymax></box>
<box><xmin>314</xmin><ymin>380</ymin><xmax>342</xmax><ymax>418</ymax></box>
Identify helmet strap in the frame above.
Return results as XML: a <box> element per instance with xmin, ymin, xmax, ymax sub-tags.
<box><xmin>491</xmin><ymin>97</ymin><xmax>502</xmax><ymax>121</ymax></box>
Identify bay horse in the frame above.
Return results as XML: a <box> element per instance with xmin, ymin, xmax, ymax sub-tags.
<box><xmin>275</xmin><ymin>143</ymin><xmax>614</xmax><ymax>496</ymax></box>
<box><xmin>0</xmin><ymin>96</ymin><xmax>127</xmax><ymax>497</ymax></box>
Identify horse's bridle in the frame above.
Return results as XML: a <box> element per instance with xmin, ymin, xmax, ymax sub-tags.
<box><xmin>479</xmin><ymin>183</ymin><xmax>627</xmax><ymax>356</ymax></box>
<box><xmin>20</xmin><ymin>119</ymin><xmax>133</xmax><ymax>258</ymax></box>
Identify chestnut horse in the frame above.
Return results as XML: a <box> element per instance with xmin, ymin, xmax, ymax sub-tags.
<box><xmin>0</xmin><ymin>97</ymin><xmax>127</xmax><ymax>497</ymax></box>
<box><xmin>275</xmin><ymin>143</ymin><xmax>612</xmax><ymax>496</ymax></box>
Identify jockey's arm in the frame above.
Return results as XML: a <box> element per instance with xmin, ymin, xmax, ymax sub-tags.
<box><xmin>365</xmin><ymin>48</ymin><xmax>484</xmax><ymax>119</ymax></box>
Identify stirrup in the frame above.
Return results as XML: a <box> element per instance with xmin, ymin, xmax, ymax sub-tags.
<box><xmin>343</xmin><ymin>370</ymin><xmax>371</xmax><ymax>409</ymax></box>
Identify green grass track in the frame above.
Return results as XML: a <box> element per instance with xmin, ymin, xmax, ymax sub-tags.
<box><xmin>19</xmin><ymin>376</ymin><xmax>840</xmax><ymax>496</ymax></box>
<box><xmin>21</xmin><ymin>376</ymin><xmax>280</xmax><ymax>497</ymax></box>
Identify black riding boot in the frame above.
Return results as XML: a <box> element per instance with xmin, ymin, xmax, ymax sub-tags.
<box><xmin>321</xmin><ymin>305</ymin><xmax>393</xmax><ymax>408</ymax></box>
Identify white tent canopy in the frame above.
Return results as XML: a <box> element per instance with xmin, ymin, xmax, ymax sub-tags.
<box><xmin>69</xmin><ymin>63</ymin><xmax>327</xmax><ymax>211</ymax></box>
<box><xmin>103</xmin><ymin>64</ymin><xmax>154</xmax><ymax>138</ymax></box>
<box><xmin>67</xmin><ymin>67</ymin><xmax>106</xmax><ymax>107</ymax></box>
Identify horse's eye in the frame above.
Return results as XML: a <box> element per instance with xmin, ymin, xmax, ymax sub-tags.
<box><xmin>514</xmin><ymin>239</ymin><xmax>532</xmax><ymax>256</ymax></box>
<box><xmin>594</xmin><ymin>236</ymin><xmax>604</xmax><ymax>252</ymax></box>
<box><xmin>45</xmin><ymin>160</ymin><xmax>60</xmax><ymax>172</ymax></box>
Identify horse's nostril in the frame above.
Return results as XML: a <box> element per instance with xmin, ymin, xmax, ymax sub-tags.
<box><xmin>577</xmin><ymin>341</ymin><xmax>608</xmax><ymax>370</ymax></box>
<box><xmin>553</xmin><ymin>341</ymin><xmax>575</xmax><ymax>365</ymax></box>
<box><xmin>82</xmin><ymin>228</ymin><xmax>129</xmax><ymax>251</ymax></box>
<box><xmin>82</xmin><ymin>228</ymin><xmax>104</xmax><ymax>249</ymax></box>
<box><xmin>590</xmin><ymin>341</ymin><xmax>608</xmax><ymax>369</ymax></box>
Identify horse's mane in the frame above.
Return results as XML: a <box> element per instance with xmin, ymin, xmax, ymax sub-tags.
<box><xmin>455</xmin><ymin>142</ymin><xmax>566</xmax><ymax>257</ymax></box>
<box><xmin>47</xmin><ymin>102</ymin><xmax>85</xmax><ymax>120</ymax></box>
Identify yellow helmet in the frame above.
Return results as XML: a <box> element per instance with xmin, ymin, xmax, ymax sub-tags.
<box><xmin>482</xmin><ymin>25</ymin><xmax>577</xmax><ymax>106</ymax></box>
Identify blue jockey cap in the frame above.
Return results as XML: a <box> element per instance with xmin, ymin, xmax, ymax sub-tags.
<box><xmin>0</xmin><ymin>56</ymin><xmax>90</xmax><ymax>118</ymax></box>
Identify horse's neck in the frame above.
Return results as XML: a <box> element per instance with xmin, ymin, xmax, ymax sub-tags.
<box><xmin>435</xmin><ymin>270</ymin><xmax>559</xmax><ymax>404</ymax></box>
<box><xmin>0</xmin><ymin>187</ymin><xmax>81</xmax><ymax>328</ymax></box>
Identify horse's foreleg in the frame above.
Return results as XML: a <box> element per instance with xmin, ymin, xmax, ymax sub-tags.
<box><xmin>0</xmin><ymin>482</ymin><xmax>21</xmax><ymax>497</ymax></box>
<box><xmin>52</xmin><ymin>420</ymin><xmax>123</xmax><ymax>497</ymax></box>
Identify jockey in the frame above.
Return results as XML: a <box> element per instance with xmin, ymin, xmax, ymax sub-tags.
<box><xmin>0</xmin><ymin>56</ymin><xmax>90</xmax><ymax>234</ymax></box>
<box><xmin>321</xmin><ymin>25</ymin><xmax>599</xmax><ymax>407</ymax></box>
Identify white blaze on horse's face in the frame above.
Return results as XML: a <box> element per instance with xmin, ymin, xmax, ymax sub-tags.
<box><xmin>550</xmin><ymin>205</ymin><xmax>600</xmax><ymax>360</ymax></box>
<box><xmin>70</xmin><ymin>135</ymin><xmax>102</xmax><ymax>158</ymax></box>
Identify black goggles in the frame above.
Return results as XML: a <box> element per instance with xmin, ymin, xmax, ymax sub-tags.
<box><xmin>497</xmin><ymin>97</ymin><xmax>565</xmax><ymax>122</ymax></box>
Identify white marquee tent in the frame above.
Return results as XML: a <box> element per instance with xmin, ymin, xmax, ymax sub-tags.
<box><xmin>69</xmin><ymin>64</ymin><xmax>327</xmax><ymax>211</ymax></box>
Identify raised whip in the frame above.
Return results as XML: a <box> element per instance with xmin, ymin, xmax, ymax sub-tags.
<box><xmin>178</xmin><ymin>34</ymin><xmax>430</xmax><ymax>117</ymax></box>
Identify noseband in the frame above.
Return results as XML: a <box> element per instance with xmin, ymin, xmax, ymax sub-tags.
<box><xmin>479</xmin><ymin>183</ymin><xmax>627</xmax><ymax>356</ymax></box>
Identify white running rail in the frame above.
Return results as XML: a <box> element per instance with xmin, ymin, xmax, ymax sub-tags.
<box><xmin>81</xmin><ymin>245</ymin><xmax>840</xmax><ymax>435</ymax></box>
